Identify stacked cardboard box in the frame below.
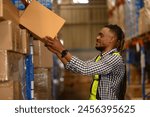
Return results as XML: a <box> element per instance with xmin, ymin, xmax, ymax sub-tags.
<box><xmin>33</xmin><ymin>40</ymin><xmax>52</xmax><ymax>68</ymax></box>
<box><xmin>107</xmin><ymin>1</ymin><xmax>125</xmax><ymax>33</ymax></box>
<box><xmin>0</xmin><ymin>50</ymin><xmax>25</xmax><ymax>81</ymax></box>
<box><xmin>0</xmin><ymin>0</ymin><xmax>28</xmax><ymax>100</ymax></box>
<box><xmin>19</xmin><ymin>1</ymin><xmax>64</xmax><ymax>99</ymax></box>
<box><xmin>0</xmin><ymin>50</ymin><xmax>26</xmax><ymax>100</ymax></box>
<box><xmin>19</xmin><ymin>0</ymin><xmax>64</xmax><ymax>100</ymax></box>
<box><xmin>0</xmin><ymin>0</ymin><xmax>19</xmax><ymax>24</ymax></box>
<box><xmin>0</xmin><ymin>20</ymin><xmax>22</xmax><ymax>52</ymax></box>
<box><xmin>33</xmin><ymin>40</ymin><xmax>53</xmax><ymax>99</ymax></box>
<box><xmin>144</xmin><ymin>0</ymin><xmax>150</xmax><ymax>21</ymax></box>
<box><xmin>0</xmin><ymin>0</ymin><xmax>64</xmax><ymax>100</ymax></box>
<box><xmin>0</xmin><ymin>80</ymin><xmax>23</xmax><ymax>99</ymax></box>
<box><xmin>138</xmin><ymin>8</ymin><xmax>150</xmax><ymax>35</ymax></box>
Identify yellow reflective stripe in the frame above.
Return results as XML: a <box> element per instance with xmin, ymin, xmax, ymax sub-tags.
<box><xmin>89</xmin><ymin>94</ymin><xmax>97</xmax><ymax>100</ymax></box>
<box><xmin>89</xmin><ymin>80</ymin><xmax>99</xmax><ymax>100</ymax></box>
<box><xmin>113</xmin><ymin>52</ymin><xmax>120</xmax><ymax>56</ymax></box>
<box><xmin>93</xmin><ymin>74</ymin><xmax>99</xmax><ymax>80</ymax></box>
<box><xmin>91</xmin><ymin>80</ymin><xmax>99</xmax><ymax>96</ymax></box>
<box><xmin>89</xmin><ymin>55</ymin><xmax>101</xmax><ymax>100</ymax></box>
<box><xmin>95</xmin><ymin>55</ymin><xmax>101</xmax><ymax>62</ymax></box>
<box><xmin>93</xmin><ymin>55</ymin><xmax>101</xmax><ymax>80</ymax></box>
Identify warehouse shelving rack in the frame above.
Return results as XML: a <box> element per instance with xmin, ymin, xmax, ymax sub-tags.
<box><xmin>126</xmin><ymin>32</ymin><xmax>150</xmax><ymax>100</ymax></box>
<box><xmin>12</xmin><ymin>0</ymin><xmax>53</xmax><ymax>100</ymax></box>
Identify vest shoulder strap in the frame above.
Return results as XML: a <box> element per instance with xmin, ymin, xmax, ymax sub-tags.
<box><xmin>112</xmin><ymin>52</ymin><xmax>120</xmax><ymax>56</ymax></box>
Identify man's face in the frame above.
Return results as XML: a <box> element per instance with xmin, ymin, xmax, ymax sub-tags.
<box><xmin>95</xmin><ymin>27</ymin><xmax>114</xmax><ymax>52</ymax></box>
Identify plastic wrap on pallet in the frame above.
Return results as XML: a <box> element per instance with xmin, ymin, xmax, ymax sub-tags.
<box><xmin>34</xmin><ymin>68</ymin><xmax>52</xmax><ymax>100</ymax></box>
<box><xmin>0</xmin><ymin>0</ymin><xmax>19</xmax><ymax>24</ymax></box>
<box><xmin>0</xmin><ymin>50</ymin><xmax>25</xmax><ymax>81</ymax></box>
<box><xmin>124</xmin><ymin>0</ymin><xmax>144</xmax><ymax>39</ymax></box>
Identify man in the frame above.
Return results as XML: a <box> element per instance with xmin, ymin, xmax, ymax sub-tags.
<box><xmin>42</xmin><ymin>24</ymin><xmax>126</xmax><ymax>100</ymax></box>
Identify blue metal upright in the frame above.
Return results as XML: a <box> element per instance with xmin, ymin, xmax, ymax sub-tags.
<box><xmin>25</xmin><ymin>36</ymin><xmax>34</xmax><ymax>100</ymax></box>
<box><xmin>25</xmin><ymin>54</ymin><xmax>34</xmax><ymax>100</ymax></box>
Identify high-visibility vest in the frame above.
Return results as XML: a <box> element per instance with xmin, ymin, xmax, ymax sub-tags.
<box><xmin>89</xmin><ymin>52</ymin><xmax>120</xmax><ymax>100</ymax></box>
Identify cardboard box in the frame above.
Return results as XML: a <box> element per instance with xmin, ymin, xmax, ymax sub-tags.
<box><xmin>0</xmin><ymin>0</ymin><xmax>19</xmax><ymax>24</ymax></box>
<box><xmin>20</xmin><ymin>29</ymin><xmax>30</xmax><ymax>54</ymax></box>
<box><xmin>19</xmin><ymin>10</ymin><xmax>24</xmax><ymax>17</ymax></box>
<box><xmin>0</xmin><ymin>80</ymin><xmax>22</xmax><ymax>100</ymax></box>
<box><xmin>34</xmin><ymin>68</ymin><xmax>52</xmax><ymax>100</ymax></box>
<box><xmin>138</xmin><ymin>8</ymin><xmax>150</xmax><ymax>35</ymax></box>
<box><xmin>0</xmin><ymin>20</ymin><xmax>22</xmax><ymax>53</ymax></box>
<box><xmin>20</xmin><ymin>0</ymin><xmax>65</xmax><ymax>40</ymax></box>
<box><xmin>33</xmin><ymin>40</ymin><xmax>53</xmax><ymax>68</ymax></box>
<box><xmin>0</xmin><ymin>50</ymin><xmax>25</xmax><ymax>81</ymax></box>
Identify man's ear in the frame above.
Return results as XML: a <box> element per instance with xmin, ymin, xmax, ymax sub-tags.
<box><xmin>110</xmin><ymin>36</ymin><xmax>116</xmax><ymax>43</ymax></box>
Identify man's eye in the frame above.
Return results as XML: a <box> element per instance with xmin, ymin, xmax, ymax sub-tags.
<box><xmin>100</xmin><ymin>34</ymin><xmax>104</xmax><ymax>38</ymax></box>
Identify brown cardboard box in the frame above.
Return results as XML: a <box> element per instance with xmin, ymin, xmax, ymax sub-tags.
<box><xmin>0</xmin><ymin>50</ymin><xmax>25</xmax><ymax>81</ymax></box>
<box><xmin>20</xmin><ymin>29</ymin><xmax>30</xmax><ymax>54</ymax></box>
<box><xmin>0</xmin><ymin>80</ymin><xmax>23</xmax><ymax>100</ymax></box>
<box><xmin>138</xmin><ymin>8</ymin><xmax>150</xmax><ymax>35</ymax></box>
<box><xmin>20</xmin><ymin>0</ymin><xmax>65</xmax><ymax>40</ymax></box>
<box><xmin>118</xmin><ymin>5</ymin><xmax>125</xmax><ymax>30</ymax></box>
<box><xmin>19</xmin><ymin>10</ymin><xmax>24</xmax><ymax>17</ymax></box>
<box><xmin>34</xmin><ymin>68</ymin><xmax>52</xmax><ymax>100</ymax></box>
<box><xmin>0</xmin><ymin>20</ymin><xmax>22</xmax><ymax>53</ymax></box>
<box><xmin>0</xmin><ymin>0</ymin><xmax>19</xmax><ymax>24</ymax></box>
<box><xmin>33</xmin><ymin>40</ymin><xmax>53</xmax><ymax>68</ymax></box>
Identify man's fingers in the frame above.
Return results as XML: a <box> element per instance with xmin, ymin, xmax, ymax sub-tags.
<box><xmin>42</xmin><ymin>37</ymin><xmax>54</xmax><ymax>45</ymax></box>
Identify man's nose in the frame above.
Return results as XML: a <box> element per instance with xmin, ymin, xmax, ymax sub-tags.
<box><xmin>96</xmin><ymin>35</ymin><xmax>101</xmax><ymax>41</ymax></box>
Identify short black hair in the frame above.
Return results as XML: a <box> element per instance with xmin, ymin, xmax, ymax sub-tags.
<box><xmin>104</xmin><ymin>24</ymin><xmax>125</xmax><ymax>51</ymax></box>
<box><xmin>104</xmin><ymin>24</ymin><xmax>125</xmax><ymax>41</ymax></box>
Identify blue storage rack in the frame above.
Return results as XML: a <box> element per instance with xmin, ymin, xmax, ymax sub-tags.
<box><xmin>25</xmin><ymin>54</ymin><xmax>34</xmax><ymax>100</ymax></box>
<box><xmin>12</xmin><ymin>0</ymin><xmax>52</xmax><ymax>10</ymax></box>
<box><xmin>25</xmin><ymin>36</ymin><xmax>34</xmax><ymax>100</ymax></box>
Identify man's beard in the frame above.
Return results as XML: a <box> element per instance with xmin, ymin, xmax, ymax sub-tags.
<box><xmin>95</xmin><ymin>47</ymin><xmax>105</xmax><ymax>52</ymax></box>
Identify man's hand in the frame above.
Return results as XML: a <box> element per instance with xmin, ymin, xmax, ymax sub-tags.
<box><xmin>45</xmin><ymin>44</ymin><xmax>58</xmax><ymax>54</ymax></box>
<box><xmin>42</xmin><ymin>36</ymin><xmax>65</xmax><ymax>54</ymax></box>
<box><xmin>42</xmin><ymin>36</ymin><xmax>72</xmax><ymax>64</ymax></box>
